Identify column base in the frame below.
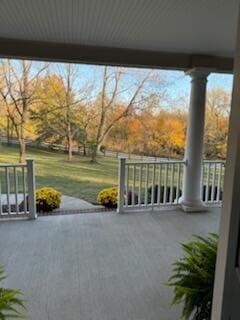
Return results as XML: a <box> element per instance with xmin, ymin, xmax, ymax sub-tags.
<box><xmin>179</xmin><ymin>198</ymin><xmax>207</xmax><ymax>213</ymax></box>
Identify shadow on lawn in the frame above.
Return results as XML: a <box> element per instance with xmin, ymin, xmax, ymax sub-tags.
<box><xmin>35</xmin><ymin>174</ymin><xmax>117</xmax><ymax>204</ymax></box>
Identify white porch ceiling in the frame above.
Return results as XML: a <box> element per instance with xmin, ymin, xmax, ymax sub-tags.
<box><xmin>0</xmin><ymin>0</ymin><xmax>238</xmax><ymax>71</ymax></box>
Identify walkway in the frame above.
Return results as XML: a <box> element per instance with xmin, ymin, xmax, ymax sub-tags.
<box><xmin>0</xmin><ymin>194</ymin><xmax>103</xmax><ymax>212</ymax></box>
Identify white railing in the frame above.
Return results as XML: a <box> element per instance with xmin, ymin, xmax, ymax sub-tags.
<box><xmin>0</xmin><ymin>159</ymin><xmax>36</xmax><ymax>219</ymax></box>
<box><xmin>118</xmin><ymin>158</ymin><xmax>225</xmax><ymax>213</ymax></box>
<box><xmin>201</xmin><ymin>160</ymin><xmax>225</xmax><ymax>204</ymax></box>
<box><xmin>118</xmin><ymin>158</ymin><xmax>185</xmax><ymax>212</ymax></box>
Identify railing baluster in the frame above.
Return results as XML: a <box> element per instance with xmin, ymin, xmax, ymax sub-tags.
<box><xmin>151</xmin><ymin>163</ymin><xmax>156</xmax><ymax>207</ymax></box>
<box><xmin>157</xmin><ymin>164</ymin><xmax>162</xmax><ymax>205</ymax></box>
<box><xmin>206</xmin><ymin>163</ymin><xmax>210</xmax><ymax>203</ymax></box>
<box><xmin>211</xmin><ymin>163</ymin><xmax>216</xmax><ymax>202</ymax></box>
<box><xmin>22</xmin><ymin>166</ymin><xmax>27</xmax><ymax>214</ymax></box>
<box><xmin>222</xmin><ymin>163</ymin><xmax>225</xmax><ymax>190</ymax></box>
<box><xmin>126</xmin><ymin>165</ymin><xmax>129</xmax><ymax>207</ymax></box>
<box><xmin>169</xmin><ymin>164</ymin><xmax>174</xmax><ymax>203</ymax></box>
<box><xmin>5</xmin><ymin>167</ymin><xmax>10</xmax><ymax>215</ymax></box>
<box><xmin>176</xmin><ymin>163</ymin><xmax>181</xmax><ymax>203</ymax></box>
<box><xmin>145</xmin><ymin>164</ymin><xmax>149</xmax><ymax>206</ymax></box>
<box><xmin>14</xmin><ymin>167</ymin><xmax>19</xmax><ymax>214</ymax></box>
<box><xmin>132</xmin><ymin>165</ymin><xmax>136</xmax><ymax>206</ymax></box>
<box><xmin>138</xmin><ymin>165</ymin><xmax>142</xmax><ymax>206</ymax></box>
<box><xmin>216</xmin><ymin>163</ymin><xmax>222</xmax><ymax>202</ymax></box>
<box><xmin>163</xmin><ymin>163</ymin><xmax>168</xmax><ymax>204</ymax></box>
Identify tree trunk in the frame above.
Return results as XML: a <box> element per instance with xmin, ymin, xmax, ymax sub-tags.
<box><xmin>91</xmin><ymin>143</ymin><xmax>100</xmax><ymax>163</ymax></box>
<box><xmin>83</xmin><ymin>144</ymin><xmax>87</xmax><ymax>156</ymax></box>
<box><xmin>67</xmin><ymin>135</ymin><xmax>73</xmax><ymax>161</ymax></box>
<box><xmin>19</xmin><ymin>139</ymin><xmax>26</xmax><ymax>163</ymax></box>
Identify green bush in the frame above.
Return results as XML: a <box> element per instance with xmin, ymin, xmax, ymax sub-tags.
<box><xmin>167</xmin><ymin>233</ymin><xmax>218</xmax><ymax>320</ymax></box>
<box><xmin>97</xmin><ymin>187</ymin><xmax>118</xmax><ymax>208</ymax></box>
<box><xmin>0</xmin><ymin>265</ymin><xmax>26</xmax><ymax>319</ymax></box>
<box><xmin>36</xmin><ymin>187</ymin><xmax>62</xmax><ymax>212</ymax></box>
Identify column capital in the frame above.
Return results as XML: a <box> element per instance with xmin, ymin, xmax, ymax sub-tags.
<box><xmin>185</xmin><ymin>67</ymin><xmax>212</xmax><ymax>80</ymax></box>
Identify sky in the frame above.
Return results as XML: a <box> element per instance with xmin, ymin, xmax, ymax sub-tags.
<box><xmin>65</xmin><ymin>63</ymin><xmax>234</xmax><ymax>103</ymax></box>
<box><xmin>11</xmin><ymin>58</ymin><xmax>234</xmax><ymax>107</ymax></box>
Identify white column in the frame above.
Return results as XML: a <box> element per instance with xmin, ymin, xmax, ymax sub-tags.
<box><xmin>180</xmin><ymin>68</ymin><xmax>210</xmax><ymax>212</ymax></box>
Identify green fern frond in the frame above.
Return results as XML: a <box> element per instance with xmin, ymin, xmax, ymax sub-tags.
<box><xmin>0</xmin><ymin>265</ymin><xmax>26</xmax><ymax>319</ymax></box>
<box><xmin>166</xmin><ymin>233</ymin><xmax>218</xmax><ymax>320</ymax></box>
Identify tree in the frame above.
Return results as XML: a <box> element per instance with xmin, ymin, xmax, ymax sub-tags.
<box><xmin>106</xmin><ymin>103</ymin><xmax>186</xmax><ymax>158</ymax></box>
<box><xmin>205</xmin><ymin>88</ymin><xmax>230</xmax><ymax>159</ymax></box>
<box><xmin>0</xmin><ymin>59</ymin><xmax>48</xmax><ymax>162</ymax></box>
<box><xmin>34</xmin><ymin>64</ymin><xmax>91</xmax><ymax>161</ymax></box>
<box><xmin>88</xmin><ymin>66</ymin><xmax>160</xmax><ymax>162</ymax></box>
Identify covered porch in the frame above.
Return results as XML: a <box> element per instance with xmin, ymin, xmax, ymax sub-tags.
<box><xmin>0</xmin><ymin>0</ymin><xmax>240</xmax><ymax>319</ymax></box>
<box><xmin>0</xmin><ymin>208</ymin><xmax>220</xmax><ymax>320</ymax></box>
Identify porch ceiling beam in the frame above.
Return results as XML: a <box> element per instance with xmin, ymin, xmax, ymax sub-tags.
<box><xmin>0</xmin><ymin>38</ymin><xmax>234</xmax><ymax>73</ymax></box>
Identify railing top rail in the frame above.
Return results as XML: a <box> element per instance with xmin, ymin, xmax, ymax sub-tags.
<box><xmin>124</xmin><ymin>160</ymin><xmax>186</xmax><ymax>165</ymax></box>
<box><xmin>0</xmin><ymin>163</ymin><xmax>26</xmax><ymax>168</ymax></box>
<box><xmin>203</xmin><ymin>160</ymin><xmax>226</xmax><ymax>164</ymax></box>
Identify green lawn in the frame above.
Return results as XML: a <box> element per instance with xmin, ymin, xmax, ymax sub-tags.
<box><xmin>0</xmin><ymin>144</ymin><xmax>119</xmax><ymax>203</ymax></box>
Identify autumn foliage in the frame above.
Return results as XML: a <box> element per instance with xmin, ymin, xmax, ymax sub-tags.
<box><xmin>0</xmin><ymin>60</ymin><xmax>230</xmax><ymax>161</ymax></box>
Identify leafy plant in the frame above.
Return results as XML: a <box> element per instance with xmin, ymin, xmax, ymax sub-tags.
<box><xmin>0</xmin><ymin>265</ymin><xmax>26</xmax><ymax>319</ymax></box>
<box><xmin>126</xmin><ymin>190</ymin><xmax>138</xmax><ymax>205</ymax></box>
<box><xmin>97</xmin><ymin>187</ymin><xmax>118</xmax><ymax>208</ymax></box>
<box><xmin>36</xmin><ymin>187</ymin><xmax>62</xmax><ymax>212</ymax></box>
<box><xmin>167</xmin><ymin>233</ymin><xmax>218</xmax><ymax>320</ymax></box>
<box><xmin>147</xmin><ymin>184</ymin><xmax>182</xmax><ymax>203</ymax></box>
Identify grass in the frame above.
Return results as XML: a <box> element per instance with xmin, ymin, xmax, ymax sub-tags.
<box><xmin>0</xmin><ymin>144</ymin><xmax>119</xmax><ymax>204</ymax></box>
<box><xmin>0</xmin><ymin>144</ymin><xmax>224</xmax><ymax>205</ymax></box>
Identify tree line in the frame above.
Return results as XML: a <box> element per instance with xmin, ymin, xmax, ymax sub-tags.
<box><xmin>0</xmin><ymin>59</ymin><xmax>230</xmax><ymax>163</ymax></box>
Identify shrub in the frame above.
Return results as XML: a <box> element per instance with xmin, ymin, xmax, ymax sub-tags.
<box><xmin>166</xmin><ymin>233</ymin><xmax>218</xmax><ymax>320</ymax></box>
<box><xmin>0</xmin><ymin>265</ymin><xmax>26</xmax><ymax>319</ymax></box>
<box><xmin>127</xmin><ymin>190</ymin><xmax>138</xmax><ymax>205</ymax></box>
<box><xmin>148</xmin><ymin>184</ymin><xmax>182</xmax><ymax>203</ymax></box>
<box><xmin>201</xmin><ymin>185</ymin><xmax>223</xmax><ymax>202</ymax></box>
<box><xmin>36</xmin><ymin>187</ymin><xmax>62</xmax><ymax>212</ymax></box>
<box><xmin>97</xmin><ymin>187</ymin><xmax>118</xmax><ymax>208</ymax></box>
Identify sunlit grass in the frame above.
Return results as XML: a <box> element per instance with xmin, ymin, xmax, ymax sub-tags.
<box><xmin>0</xmin><ymin>144</ymin><xmax>119</xmax><ymax>203</ymax></box>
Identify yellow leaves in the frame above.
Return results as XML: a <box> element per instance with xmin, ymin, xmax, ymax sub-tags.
<box><xmin>164</xmin><ymin>118</ymin><xmax>185</xmax><ymax>148</ymax></box>
<box><xmin>36</xmin><ymin>187</ymin><xmax>62</xmax><ymax>210</ymax></box>
<box><xmin>97</xmin><ymin>187</ymin><xmax>118</xmax><ymax>208</ymax></box>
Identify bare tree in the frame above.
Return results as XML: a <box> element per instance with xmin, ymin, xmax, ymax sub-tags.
<box><xmin>0</xmin><ymin>59</ymin><xmax>48</xmax><ymax>162</ymax></box>
<box><xmin>89</xmin><ymin>66</ymin><xmax>156</xmax><ymax>162</ymax></box>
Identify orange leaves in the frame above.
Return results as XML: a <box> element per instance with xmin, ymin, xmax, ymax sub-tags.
<box><xmin>106</xmin><ymin>108</ymin><xmax>186</xmax><ymax>157</ymax></box>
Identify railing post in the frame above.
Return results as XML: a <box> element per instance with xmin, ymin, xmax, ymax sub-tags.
<box><xmin>117</xmin><ymin>158</ymin><xmax>126</xmax><ymax>214</ymax></box>
<box><xmin>26</xmin><ymin>159</ymin><xmax>37</xmax><ymax>219</ymax></box>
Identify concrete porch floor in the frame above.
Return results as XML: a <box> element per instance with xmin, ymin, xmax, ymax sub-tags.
<box><xmin>0</xmin><ymin>207</ymin><xmax>220</xmax><ymax>320</ymax></box>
